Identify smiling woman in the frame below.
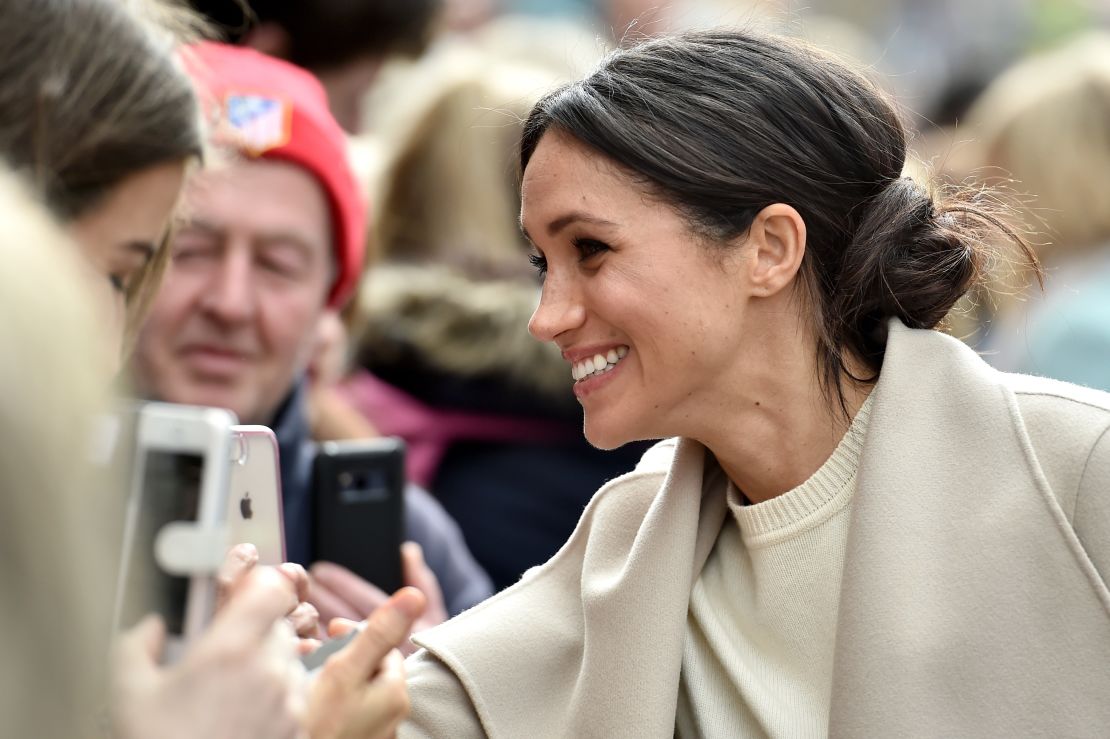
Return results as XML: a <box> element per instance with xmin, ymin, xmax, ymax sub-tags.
<box><xmin>395</xmin><ymin>29</ymin><xmax>1110</xmax><ymax>739</ymax></box>
<box><xmin>0</xmin><ymin>0</ymin><xmax>204</xmax><ymax>352</ymax></box>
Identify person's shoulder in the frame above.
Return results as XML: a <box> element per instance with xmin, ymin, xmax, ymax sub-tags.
<box><xmin>1004</xmin><ymin>373</ymin><xmax>1110</xmax><ymax>457</ymax></box>
<box><xmin>416</xmin><ymin>439</ymin><xmax>685</xmax><ymax>628</ymax></box>
<box><xmin>1004</xmin><ymin>372</ymin><xmax>1110</xmax><ymax>417</ymax></box>
<box><xmin>1002</xmin><ymin>373</ymin><xmax>1110</xmax><ymax>514</ymax></box>
<box><xmin>408</xmin><ymin>437</ymin><xmax>700</xmax><ymax>734</ymax></box>
<box><xmin>402</xmin><ymin>648</ymin><xmax>487</xmax><ymax>739</ymax></box>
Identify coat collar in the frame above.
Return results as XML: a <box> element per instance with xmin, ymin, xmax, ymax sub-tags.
<box><xmin>415</xmin><ymin>437</ymin><xmax>728</xmax><ymax>738</ymax></box>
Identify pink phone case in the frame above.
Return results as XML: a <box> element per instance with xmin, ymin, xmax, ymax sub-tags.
<box><xmin>228</xmin><ymin>425</ymin><xmax>287</xmax><ymax>565</ymax></box>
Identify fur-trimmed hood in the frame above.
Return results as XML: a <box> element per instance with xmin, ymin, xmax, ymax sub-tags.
<box><xmin>354</xmin><ymin>264</ymin><xmax>573</xmax><ymax>403</ymax></box>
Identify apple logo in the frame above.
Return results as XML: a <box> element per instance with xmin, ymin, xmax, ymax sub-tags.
<box><xmin>240</xmin><ymin>492</ymin><xmax>253</xmax><ymax>520</ymax></box>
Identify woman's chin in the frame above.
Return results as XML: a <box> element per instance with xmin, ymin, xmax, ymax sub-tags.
<box><xmin>582</xmin><ymin>419</ymin><xmax>633</xmax><ymax>451</ymax></box>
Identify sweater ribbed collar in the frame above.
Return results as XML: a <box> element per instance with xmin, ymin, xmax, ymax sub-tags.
<box><xmin>726</xmin><ymin>392</ymin><xmax>873</xmax><ymax>547</ymax></box>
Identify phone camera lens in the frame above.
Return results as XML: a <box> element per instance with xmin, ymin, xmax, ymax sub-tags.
<box><xmin>231</xmin><ymin>436</ymin><xmax>249</xmax><ymax>465</ymax></box>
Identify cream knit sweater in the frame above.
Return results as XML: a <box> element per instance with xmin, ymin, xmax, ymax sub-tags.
<box><xmin>675</xmin><ymin>397</ymin><xmax>872</xmax><ymax>738</ymax></box>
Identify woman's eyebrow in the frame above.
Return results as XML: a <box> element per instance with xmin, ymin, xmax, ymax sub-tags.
<box><xmin>520</xmin><ymin>212</ymin><xmax>619</xmax><ymax>242</ymax></box>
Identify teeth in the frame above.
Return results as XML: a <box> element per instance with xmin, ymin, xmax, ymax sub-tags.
<box><xmin>570</xmin><ymin>346</ymin><xmax>630</xmax><ymax>383</ymax></box>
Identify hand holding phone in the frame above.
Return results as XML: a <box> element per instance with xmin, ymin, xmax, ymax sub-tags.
<box><xmin>112</xmin><ymin>567</ymin><xmax>302</xmax><ymax>739</ymax></box>
<box><xmin>308</xmin><ymin>542</ymin><xmax>449</xmax><ymax>646</ymax></box>
<box><xmin>299</xmin><ymin>588</ymin><xmax>426</xmax><ymax>739</ymax></box>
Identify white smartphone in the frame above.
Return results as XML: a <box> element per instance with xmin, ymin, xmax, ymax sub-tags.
<box><xmin>113</xmin><ymin>402</ymin><xmax>236</xmax><ymax>658</ymax></box>
<box><xmin>228</xmin><ymin>425</ymin><xmax>286</xmax><ymax>566</ymax></box>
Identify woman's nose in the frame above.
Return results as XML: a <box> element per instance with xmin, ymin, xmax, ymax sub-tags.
<box><xmin>528</xmin><ymin>275</ymin><xmax>586</xmax><ymax>343</ymax></box>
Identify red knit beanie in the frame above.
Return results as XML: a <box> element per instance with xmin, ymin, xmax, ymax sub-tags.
<box><xmin>184</xmin><ymin>42</ymin><xmax>364</xmax><ymax>308</ymax></box>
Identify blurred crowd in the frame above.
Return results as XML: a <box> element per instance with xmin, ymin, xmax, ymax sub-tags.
<box><xmin>2</xmin><ymin>0</ymin><xmax>1108</xmax><ymax>736</ymax></box>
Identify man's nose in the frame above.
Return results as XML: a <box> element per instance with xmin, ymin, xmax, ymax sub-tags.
<box><xmin>199</xmin><ymin>248</ymin><xmax>256</xmax><ymax>325</ymax></box>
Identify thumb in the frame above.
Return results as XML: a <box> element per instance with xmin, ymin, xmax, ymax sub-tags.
<box><xmin>401</xmin><ymin>542</ymin><xmax>446</xmax><ymax>620</ymax></box>
<box><xmin>328</xmin><ymin>587</ymin><xmax>425</xmax><ymax>686</ymax></box>
<box><xmin>113</xmin><ymin>615</ymin><xmax>166</xmax><ymax>687</ymax></box>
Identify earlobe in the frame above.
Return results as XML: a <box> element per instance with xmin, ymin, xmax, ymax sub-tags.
<box><xmin>746</xmin><ymin>203</ymin><xmax>806</xmax><ymax>297</ymax></box>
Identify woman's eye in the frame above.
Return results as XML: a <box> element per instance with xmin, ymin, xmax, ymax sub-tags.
<box><xmin>528</xmin><ymin>252</ymin><xmax>548</xmax><ymax>277</ymax></box>
<box><xmin>574</xmin><ymin>238</ymin><xmax>610</xmax><ymax>261</ymax></box>
<box><xmin>109</xmin><ymin>274</ymin><xmax>127</xmax><ymax>293</ymax></box>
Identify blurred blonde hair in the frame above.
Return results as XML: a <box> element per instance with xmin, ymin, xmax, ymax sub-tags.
<box><xmin>0</xmin><ymin>167</ymin><xmax>117</xmax><ymax>738</ymax></box>
<box><xmin>965</xmin><ymin>32</ymin><xmax>1110</xmax><ymax>258</ymax></box>
<box><xmin>368</xmin><ymin>46</ymin><xmax>564</xmax><ymax>276</ymax></box>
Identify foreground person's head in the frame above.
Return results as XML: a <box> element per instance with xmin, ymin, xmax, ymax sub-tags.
<box><xmin>0</xmin><ymin>0</ymin><xmax>203</xmax><ymax>356</ymax></box>
<box><xmin>519</xmin><ymin>30</ymin><xmax>1034</xmax><ymax>449</ymax></box>
<box><xmin>132</xmin><ymin>43</ymin><xmax>365</xmax><ymax>425</ymax></box>
<box><xmin>0</xmin><ymin>165</ymin><xmax>118</xmax><ymax>739</ymax></box>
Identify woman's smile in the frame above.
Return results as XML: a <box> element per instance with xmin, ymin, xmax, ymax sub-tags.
<box><xmin>568</xmin><ymin>344</ymin><xmax>630</xmax><ymax>382</ymax></box>
<box><xmin>568</xmin><ymin>344</ymin><xmax>631</xmax><ymax>399</ymax></box>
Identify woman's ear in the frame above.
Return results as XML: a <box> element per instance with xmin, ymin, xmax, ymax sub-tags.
<box><xmin>743</xmin><ymin>203</ymin><xmax>806</xmax><ymax>297</ymax></box>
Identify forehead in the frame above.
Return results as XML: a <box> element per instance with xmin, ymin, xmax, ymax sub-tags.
<box><xmin>520</xmin><ymin>131</ymin><xmax>654</xmax><ymax>235</ymax></box>
<box><xmin>182</xmin><ymin>158</ymin><xmax>332</xmax><ymax>251</ymax></box>
<box><xmin>74</xmin><ymin>161</ymin><xmax>186</xmax><ymax>238</ymax></box>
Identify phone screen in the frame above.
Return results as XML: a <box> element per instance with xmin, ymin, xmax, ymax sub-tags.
<box><xmin>120</xmin><ymin>451</ymin><xmax>203</xmax><ymax>635</ymax></box>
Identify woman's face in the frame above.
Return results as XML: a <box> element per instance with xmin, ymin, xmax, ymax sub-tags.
<box><xmin>522</xmin><ymin>131</ymin><xmax>758</xmax><ymax>449</ymax></box>
<box><xmin>67</xmin><ymin>160</ymin><xmax>186</xmax><ymax>357</ymax></box>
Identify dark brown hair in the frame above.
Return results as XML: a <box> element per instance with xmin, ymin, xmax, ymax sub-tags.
<box><xmin>0</xmin><ymin>0</ymin><xmax>205</xmax><ymax>335</ymax></box>
<box><xmin>521</xmin><ymin>29</ymin><xmax>1038</xmax><ymax>413</ymax></box>
<box><xmin>191</xmin><ymin>0</ymin><xmax>442</xmax><ymax>70</ymax></box>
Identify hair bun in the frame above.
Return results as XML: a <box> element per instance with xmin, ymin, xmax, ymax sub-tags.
<box><xmin>835</xmin><ymin>176</ymin><xmax>980</xmax><ymax>362</ymax></box>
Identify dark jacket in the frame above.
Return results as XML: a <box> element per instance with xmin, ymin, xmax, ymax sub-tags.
<box><xmin>272</xmin><ymin>380</ymin><xmax>493</xmax><ymax>616</ymax></box>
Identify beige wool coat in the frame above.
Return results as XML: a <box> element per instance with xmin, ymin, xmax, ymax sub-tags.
<box><xmin>400</xmin><ymin>321</ymin><xmax>1110</xmax><ymax>738</ymax></box>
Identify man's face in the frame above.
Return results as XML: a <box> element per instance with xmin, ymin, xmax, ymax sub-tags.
<box><xmin>132</xmin><ymin>158</ymin><xmax>333</xmax><ymax>424</ymax></box>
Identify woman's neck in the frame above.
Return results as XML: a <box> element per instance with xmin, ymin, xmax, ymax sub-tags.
<box><xmin>699</xmin><ymin>338</ymin><xmax>873</xmax><ymax>506</ymax></box>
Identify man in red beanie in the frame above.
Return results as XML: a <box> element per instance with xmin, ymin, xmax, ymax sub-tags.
<box><xmin>132</xmin><ymin>43</ymin><xmax>492</xmax><ymax>626</ymax></box>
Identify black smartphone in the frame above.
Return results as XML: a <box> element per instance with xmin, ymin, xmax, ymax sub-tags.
<box><xmin>312</xmin><ymin>438</ymin><xmax>406</xmax><ymax>594</ymax></box>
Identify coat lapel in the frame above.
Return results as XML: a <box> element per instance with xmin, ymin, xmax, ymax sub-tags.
<box><xmin>415</xmin><ymin>438</ymin><xmax>728</xmax><ymax>739</ymax></box>
<box><xmin>830</xmin><ymin>322</ymin><xmax>1110</xmax><ymax>736</ymax></box>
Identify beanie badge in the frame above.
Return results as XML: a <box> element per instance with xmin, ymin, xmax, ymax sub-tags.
<box><xmin>223</xmin><ymin>93</ymin><xmax>292</xmax><ymax>155</ymax></box>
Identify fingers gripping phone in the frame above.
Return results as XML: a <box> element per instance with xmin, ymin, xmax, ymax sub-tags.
<box><xmin>313</xmin><ymin>438</ymin><xmax>406</xmax><ymax>594</ymax></box>
<box><xmin>113</xmin><ymin>403</ymin><xmax>236</xmax><ymax>659</ymax></box>
<box><xmin>228</xmin><ymin>425</ymin><xmax>286</xmax><ymax>566</ymax></box>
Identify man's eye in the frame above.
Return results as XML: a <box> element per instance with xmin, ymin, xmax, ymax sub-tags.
<box><xmin>528</xmin><ymin>252</ymin><xmax>547</xmax><ymax>277</ymax></box>
<box><xmin>173</xmin><ymin>247</ymin><xmax>202</xmax><ymax>260</ymax></box>
<box><xmin>173</xmin><ymin>239</ymin><xmax>217</xmax><ymax>261</ymax></box>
